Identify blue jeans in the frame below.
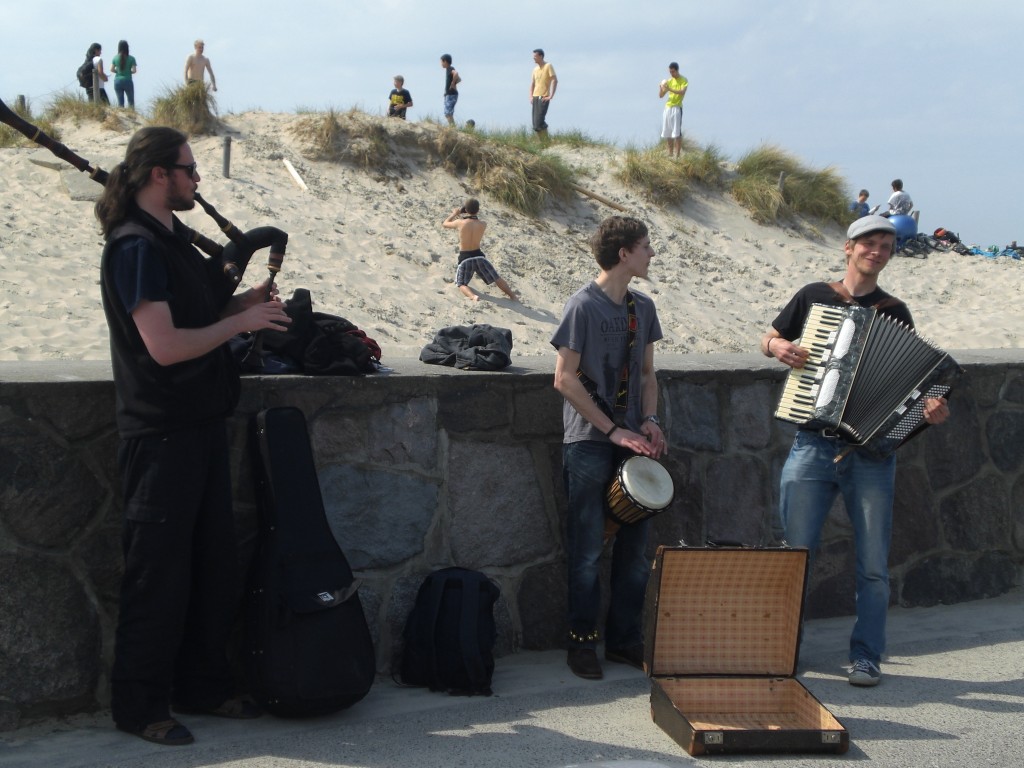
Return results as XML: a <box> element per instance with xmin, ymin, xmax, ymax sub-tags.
<box><xmin>114</xmin><ymin>79</ymin><xmax>134</xmax><ymax>108</ymax></box>
<box><xmin>780</xmin><ymin>430</ymin><xmax>895</xmax><ymax>665</ymax></box>
<box><xmin>563</xmin><ymin>441</ymin><xmax>651</xmax><ymax>650</ymax></box>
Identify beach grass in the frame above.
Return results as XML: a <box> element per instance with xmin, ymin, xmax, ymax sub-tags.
<box><xmin>732</xmin><ymin>144</ymin><xmax>847</xmax><ymax>225</ymax></box>
<box><xmin>150</xmin><ymin>83</ymin><xmax>220</xmax><ymax>135</ymax></box>
<box><xmin>41</xmin><ymin>92</ymin><xmax>108</xmax><ymax>126</ymax></box>
<box><xmin>616</xmin><ymin>146</ymin><xmax>690</xmax><ymax>206</ymax></box>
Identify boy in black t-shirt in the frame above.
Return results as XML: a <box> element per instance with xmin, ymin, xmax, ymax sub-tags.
<box><xmin>387</xmin><ymin>75</ymin><xmax>413</xmax><ymax>118</ymax></box>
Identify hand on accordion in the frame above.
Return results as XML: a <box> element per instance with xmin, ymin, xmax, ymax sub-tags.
<box><xmin>770</xmin><ymin>336</ymin><xmax>810</xmax><ymax>369</ymax></box>
<box><xmin>923</xmin><ymin>396</ymin><xmax>950</xmax><ymax>425</ymax></box>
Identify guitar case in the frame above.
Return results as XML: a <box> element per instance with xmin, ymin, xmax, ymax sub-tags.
<box><xmin>245</xmin><ymin>406</ymin><xmax>375</xmax><ymax>717</ymax></box>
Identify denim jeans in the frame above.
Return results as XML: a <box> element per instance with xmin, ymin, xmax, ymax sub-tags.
<box><xmin>563</xmin><ymin>440</ymin><xmax>651</xmax><ymax>650</ymax></box>
<box><xmin>780</xmin><ymin>430</ymin><xmax>895</xmax><ymax>665</ymax></box>
<box><xmin>114</xmin><ymin>79</ymin><xmax>135</xmax><ymax>108</ymax></box>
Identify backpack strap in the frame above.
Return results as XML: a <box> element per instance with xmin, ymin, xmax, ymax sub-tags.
<box><xmin>420</xmin><ymin>573</ymin><xmax>449</xmax><ymax>689</ymax></box>
<box><xmin>457</xmin><ymin>573</ymin><xmax>489</xmax><ymax>693</ymax></box>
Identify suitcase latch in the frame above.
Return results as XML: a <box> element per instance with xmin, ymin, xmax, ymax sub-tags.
<box><xmin>822</xmin><ymin>732</ymin><xmax>842</xmax><ymax>744</ymax></box>
<box><xmin>704</xmin><ymin>732</ymin><xmax>724</xmax><ymax>745</ymax></box>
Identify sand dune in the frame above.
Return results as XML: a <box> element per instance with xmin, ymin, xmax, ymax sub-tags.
<box><xmin>1</xmin><ymin>111</ymin><xmax>1021</xmax><ymax>363</ymax></box>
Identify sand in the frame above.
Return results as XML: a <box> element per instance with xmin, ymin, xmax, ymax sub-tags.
<box><xmin>1</xmin><ymin>110</ymin><xmax>1021</xmax><ymax>363</ymax></box>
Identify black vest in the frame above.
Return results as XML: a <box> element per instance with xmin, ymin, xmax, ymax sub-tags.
<box><xmin>100</xmin><ymin>210</ymin><xmax>240</xmax><ymax>437</ymax></box>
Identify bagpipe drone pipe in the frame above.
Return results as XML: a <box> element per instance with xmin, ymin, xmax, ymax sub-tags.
<box><xmin>0</xmin><ymin>97</ymin><xmax>287</xmax><ymax>305</ymax></box>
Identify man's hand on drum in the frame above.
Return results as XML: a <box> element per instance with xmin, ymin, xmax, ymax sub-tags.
<box><xmin>612</xmin><ymin>422</ymin><xmax>667</xmax><ymax>459</ymax></box>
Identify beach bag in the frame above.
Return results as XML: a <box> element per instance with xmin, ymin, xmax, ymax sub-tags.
<box><xmin>397</xmin><ymin>567</ymin><xmax>499</xmax><ymax>696</ymax></box>
<box><xmin>76</xmin><ymin>58</ymin><xmax>94</xmax><ymax>88</ymax></box>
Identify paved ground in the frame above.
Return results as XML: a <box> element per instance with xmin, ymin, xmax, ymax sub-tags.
<box><xmin>2</xmin><ymin>588</ymin><xmax>1022</xmax><ymax>768</ymax></box>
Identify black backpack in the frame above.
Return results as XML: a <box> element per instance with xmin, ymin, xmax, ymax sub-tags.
<box><xmin>397</xmin><ymin>568</ymin><xmax>499</xmax><ymax>696</ymax></box>
<box><xmin>76</xmin><ymin>57</ymin><xmax>94</xmax><ymax>88</ymax></box>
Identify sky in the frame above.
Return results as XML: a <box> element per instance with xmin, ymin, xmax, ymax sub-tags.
<box><xmin>3</xmin><ymin>0</ymin><xmax>1021</xmax><ymax>247</ymax></box>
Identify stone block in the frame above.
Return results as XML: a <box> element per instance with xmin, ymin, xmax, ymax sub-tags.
<box><xmin>1002</xmin><ymin>372</ymin><xmax>1024</xmax><ymax>405</ymax></box>
<box><xmin>0</xmin><ymin>419</ymin><xmax>101</xmax><ymax>549</ymax></box>
<box><xmin>320</xmin><ymin>465</ymin><xmax>438</xmax><ymax>569</ymax></box>
<box><xmin>939</xmin><ymin>474</ymin><xmax>1010</xmax><ymax>551</ymax></box>
<box><xmin>1012</xmin><ymin>475</ymin><xmax>1024</xmax><ymax>551</ymax></box>
<box><xmin>448</xmin><ymin>441</ymin><xmax>554</xmax><ymax>568</ymax></box>
<box><xmin>923</xmin><ymin>397</ymin><xmax>984</xmax><ymax>489</ymax></box>
<box><xmin>367</xmin><ymin>398</ymin><xmax>438</xmax><ymax>471</ymax></box>
<box><xmin>650</xmin><ymin>451</ymin><xmax>701</xmax><ymax>548</ymax></box>
<box><xmin>891</xmin><ymin>464</ymin><xmax>941</xmax><ymax>565</ymax></box>
<box><xmin>901</xmin><ymin>552</ymin><xmax>1018</xmax><ymax>607</ymax></box>
<box><xmin>703</xmin><ymin>455</ymin><xmax>769</xmax><ymax>545</ymax></box>
<box><xmin>804</xmin><ymin>539</ymin><xmax>856</xmax><ymax>619</ymax></box>
<box><xmin>518</xmin><ymin>562</ymin><xmax>567</xmax><ymax>650</ymax></box>
<box><xmin>727</xmin><ymin>381</ymin><xmax>773</xmax><ymax>451</ymax></box>
<box><xmin>985</xmin><ymin>411</ymin><xmax>1024</xmax><ymax>473</ymax></box>
<box><xmin>513</xmin><ymin>386</ymin><xmax>563</xmax><ymax>437</ymax></box>
<box><xmin>665</xmin><ymin>381</ymin><xmax>722</xmax><ymax>452</ymax></box>
<box><xmin>438</xmin><ymin>384</ymin><xmax>510</xmax><ymax>433</ymax></box>
<box><xmin>0</xmin><ymin>554</ymin><xmax>100</xmax><ymax>711</ymax></box>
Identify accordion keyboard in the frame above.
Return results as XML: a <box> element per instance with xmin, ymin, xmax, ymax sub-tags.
<box><xmin>774</xmin><ymin>304</ymin><xmax>870</xmax><ymax>425</ymax></box>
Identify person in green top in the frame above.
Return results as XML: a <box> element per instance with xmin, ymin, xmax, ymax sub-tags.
<box><xmin>111</xmin><ymin>40</ymin><xmax>138</xmax><ymax>109</ymax></box>
<box><xmin>658</xmin><ymin>62</ymin><xmax>688</xmax><ymax>158</ymax></box>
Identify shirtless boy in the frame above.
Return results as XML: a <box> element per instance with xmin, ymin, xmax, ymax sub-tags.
<box><xmin>185</xmin><ymin>39</ymin><xmax>217</xmax><ymax>91</ymax></box>
<box><xmin>442</xmin><ymin>199</ymin><xmax>517</xmax><ymax>302</ymax></box>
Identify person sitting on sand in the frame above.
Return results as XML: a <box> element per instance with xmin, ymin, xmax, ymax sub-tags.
<box><xmin>442</xmin><ymin>199</ymin><xmax>518</xmax><ymax>302</ymax></box>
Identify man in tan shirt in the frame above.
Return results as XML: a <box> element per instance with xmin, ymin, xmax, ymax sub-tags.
<box><xmin>185</xmin><ymin>39</ymin><xmax>217</xmax><ymax>91</ymax></box>
<box><xmin>529</xmin><ymin>49</ymin><xmax>557</xmax><ymax>142</ymax></box>
<box><xmin>442</xmin><ymin>199</ymin><xmax>517</xmax><ymax>301</ymax></box>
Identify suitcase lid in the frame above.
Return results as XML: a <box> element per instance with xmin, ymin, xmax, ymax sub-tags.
<box><xmin>644</xmin><ymin>546</ymin><xmax>809</xmax><ymax>678</ymax></box>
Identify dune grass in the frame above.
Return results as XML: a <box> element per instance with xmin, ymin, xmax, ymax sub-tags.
<box><xmin>150</xmin><ymin>83</ymin><xmax>220</xmax><ymax>135</ymax></box>
<box><xmin>41</xmin><ymin>91</ymin><xmax>108</xmax><ymax>126</ymax></box>
<box><xmin>433</xmin><ymin>127</ymin><xmax>576</xmax><ymax>215</ymax></box>
<box><xmin>291</xmin><ymin>109</ymin><xmax>576</xmax><ymax>216</ymax></box>
<box><xmin>616</xmin><ymin>147</ymin><xmax>690</xmax><ymax>206</ymax></box>
<box><xmin>732</xmin><ymin>144</ymin><xmax>847</xmax><ymax>225</ymax></box>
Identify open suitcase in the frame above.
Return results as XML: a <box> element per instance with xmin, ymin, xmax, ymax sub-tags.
<box><xmin>644</xmin><ymin>546</ymin><xmax>849</xmax><ymax>756</ymax></box>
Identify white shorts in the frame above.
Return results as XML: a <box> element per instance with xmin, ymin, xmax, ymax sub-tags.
<box><xmin>661</xmin><ymin>106</ymin><xmax>683</xmax><ymax>139</ymax></box>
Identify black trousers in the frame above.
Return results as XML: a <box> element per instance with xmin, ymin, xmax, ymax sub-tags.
<box><xmin>111</xmin><ymin>422</ymin><xmax>238</xmax><ymax>730</ymax></box>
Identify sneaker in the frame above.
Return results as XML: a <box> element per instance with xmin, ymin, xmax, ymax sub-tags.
<box><xmin>567</xmin><ymin>648</ymin><xmax>603</xmax><ymax>680</ymax></box>
<box><xmin>605</xmin><ymin>644</ymin><xmax>645</xmax><ymax>671</ymax></box>
<box><xmin>848</xmin><ymin>658</ymin><xmax>881</xmax><ymax>687</ymax></box>
<box><xmin>117</xmin><ymin>718</ymin><xmax>195</xmax><ymax>746</ymax></box>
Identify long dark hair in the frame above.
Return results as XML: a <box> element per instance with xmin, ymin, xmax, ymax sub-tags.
<box><xmin>86</xmin><ymin>42</ymin><xmax>101</xmax><ymax>60</ymax></box>
<box><xmin>114</xmin><ymin>40</ymin><xmax>129</xmax><ymax>74</ymax></box>
<box><xmin>95</xmin><ymin>126</ymin><xmax>187</xmax><ymax>238</ymax></box>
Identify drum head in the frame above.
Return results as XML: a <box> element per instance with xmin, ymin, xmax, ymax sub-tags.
<box><xmin>620</xmin><ymin>456</ymin><xmax>673</xmax><ymax>510</ymax></box>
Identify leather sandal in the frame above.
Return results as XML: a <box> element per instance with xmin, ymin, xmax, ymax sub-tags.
<box><xmin>173</xmin><ymin>696</ymin><xmax>262</xmax><ymax>719</ymax></box>
<box><xmin>118</xmin><ymin>718</ymin><xmax>195</xmax><ymax>746</ymax></box>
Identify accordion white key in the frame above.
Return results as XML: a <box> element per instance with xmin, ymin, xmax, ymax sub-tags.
<box><xmin>774</xmin><ymin>303</ymin><xmax>962</xmax><ymax>459</ymax></box>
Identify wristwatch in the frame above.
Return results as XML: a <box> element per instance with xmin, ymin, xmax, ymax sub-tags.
<box><xmin>644</xmin><ymin>415</ymin><xmax>661</xmax><ymax>425</ymax></box>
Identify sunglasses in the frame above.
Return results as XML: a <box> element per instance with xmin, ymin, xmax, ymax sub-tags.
<box><xmin>168</xmin><ymin>161</ymin><xmax>198</xmax><ymax>177</ymax></box>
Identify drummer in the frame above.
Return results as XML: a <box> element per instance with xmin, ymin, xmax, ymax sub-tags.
<box><xmin>551</xmin><ymin>215</ymin><xmax>667</xmax><ymax>681</ymax></box>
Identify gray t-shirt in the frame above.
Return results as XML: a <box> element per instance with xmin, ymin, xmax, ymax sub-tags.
<box><xmin>551</xmin><ymin>282</ymin><xmax>663</xmax><ymax>444</ymax></box>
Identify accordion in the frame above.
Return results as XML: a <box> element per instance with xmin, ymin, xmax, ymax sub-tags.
<box><xmin>774</xmin><ymin>303</ymin><xmax>962</xmax><ymax>459</ymax></box>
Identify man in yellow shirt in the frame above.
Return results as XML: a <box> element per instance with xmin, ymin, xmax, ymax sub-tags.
<box><xmin>530</xmin><ymin>48</ymin><xmax>557</xmax><ymax>143</ymax></box>
<box><xmin>658</xmin><ymin>62</ymin><xmax>688</xmax><ymax>158</ymax></box>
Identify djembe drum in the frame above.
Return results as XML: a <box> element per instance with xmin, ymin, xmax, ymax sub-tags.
<box><xmin>604</xmin><ymin>456</ymin><xmax>675</xmax><ymax>544</ymax></box>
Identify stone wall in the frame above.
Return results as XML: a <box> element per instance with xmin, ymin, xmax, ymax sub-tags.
<box><xmin>2</xmin><ymin>352</ymin><xmax>1022</xmax><ymax>728</ymax></box>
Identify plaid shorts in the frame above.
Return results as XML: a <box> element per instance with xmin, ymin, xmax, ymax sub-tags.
<box><xmin>456</xmin><ymin>255</ymin><xmax>499</xmax><ymax>286</ymax></box>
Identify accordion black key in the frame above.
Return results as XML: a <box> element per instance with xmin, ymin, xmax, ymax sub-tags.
<box><xmin>774</xmin><ymin>303</ymin><xmax>963</xmax><ymax>459</ymax></box>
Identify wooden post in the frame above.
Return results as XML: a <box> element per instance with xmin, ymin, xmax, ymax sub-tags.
<box><xmin>92</xmin><ymin>70</ymin><xmax>100</xmax><ymax>103</ymax></box>
<box><xmin>222</xmin><ymin>136</ymin><xmax>231</xmax><ymax>179</ymax></box>
<box><xmin>15</xmin><ymin>95</ymin><xmax>26</xmax><ymax>112</ymax></box>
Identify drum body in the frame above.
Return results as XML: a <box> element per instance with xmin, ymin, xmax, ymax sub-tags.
<box><xmin>606</xmin><ymin>456</ymin><xmax>674</xmax><ymax>527</ymax></box>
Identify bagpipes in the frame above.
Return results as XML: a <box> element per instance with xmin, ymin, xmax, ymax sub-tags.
<box><xmin>0</xmin><ymin>96</ymin><xmax>286</xmax><ymax>306</ymax></box>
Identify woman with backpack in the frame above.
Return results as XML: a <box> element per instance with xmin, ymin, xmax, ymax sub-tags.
<box><xmin>80</xmin><ymin>43</ymin><xmax>109</xmax><ymax>104</ymax></box>
<box><xmin>111</xmin><ymin>40</ymin><xmax>138</xmax><ymax>109</ymax></box>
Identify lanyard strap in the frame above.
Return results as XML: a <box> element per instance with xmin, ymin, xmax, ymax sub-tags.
<box><xmin>577</xmin><ymin>290</ymin><xmax>638</xmax><ymax>418</ymax></box>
